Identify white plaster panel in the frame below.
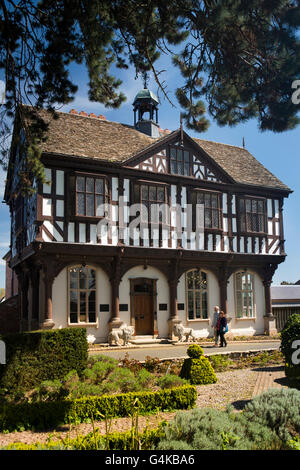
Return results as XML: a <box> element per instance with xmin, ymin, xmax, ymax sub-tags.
<box><xmin>42</xmin><ymin>198</ymin><xmax>52</xmax><ymax>216</ymax></box>
<box><xmin>56</xmin><ymin>170</ymin><xmax>64</xmax><ymax>196</ymax></box>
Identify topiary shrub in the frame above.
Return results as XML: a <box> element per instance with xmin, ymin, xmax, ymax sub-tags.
<box><xmin>180</xmin><ymin>344</ymin><xmax>217</xmax><ymax>385</ymax></box>
<box><xmin>280</xmin><ymin>313</ymin><xmax>300</xmax><ymax>380</ymax></box>
<box><xmin>186</xmin><ymin>344</ymin><xmax>204</xmax><ymax>359</ymax></box>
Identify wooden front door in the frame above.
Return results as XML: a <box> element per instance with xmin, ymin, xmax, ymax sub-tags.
<box><xmin>131</xmin><ymin>279</ymin><xmax>154</xmax><ymax>335</ymax></box>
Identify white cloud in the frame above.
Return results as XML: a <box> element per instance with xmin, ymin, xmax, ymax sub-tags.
<box><xmin>0</xmin><ymin>260</ymin><xmax>5</xmax><ymax>266</ymax></box>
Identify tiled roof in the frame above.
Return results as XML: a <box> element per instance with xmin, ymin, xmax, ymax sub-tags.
<box><xmin>23</xmin><ymin>106</ymin><xmax>164</xmax><ymax>162</ymax></box>
<box><xmin>22</xmin><ymin>106</ymin><xmax>290</xmax><ymax>192</ymax></box>
<box><xmin>194</xmin><ymin>138</ymin><xmax>290</xmax><ymax>191</ymax></box>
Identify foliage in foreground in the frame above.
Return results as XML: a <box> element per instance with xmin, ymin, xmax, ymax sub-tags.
<box><xmin>3</xmin><ymin>388</ymin><xmax>300</xmax><ymax>451</ymax></box>
<box><xmin>281</xmin><ymin>313</ymin><xmax>300</xmax><ymax>380</ymax></box>
<box><xmin>157</xmin><ymin>388</ymin><xmax>300</xmax><ymax>450</ymax></box>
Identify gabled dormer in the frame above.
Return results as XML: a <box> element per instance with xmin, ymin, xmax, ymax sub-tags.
<box><xmin>125</xmin><ymin>129</ymin><xmax>233</xmax><ymax>185</ymax></box>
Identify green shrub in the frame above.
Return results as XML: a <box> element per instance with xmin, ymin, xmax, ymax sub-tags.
<box><xmin>157</xmin><ymin>374</ymin><xmax>188</xmax><ymax>390</ymax></box>
<box><xmin>0</xmin><ymin>328</ymin><xmax>88</xmax><ymax>395</ymax></box>
<box><xmin>180</xmin><ymin>350</ymin><xmax>217</xmax><ymax>385</ymax></box>
<box><xmin>242</xmin><ymin>388</ymin><xmax>300</xmax><ymax>443</ymax></box>
<box><xmin>67</xmin><ymin>382</ymin><xmax>104</xmax><ymax>399</ymax></box>
<box><xmin>84</xmin><ymin>360</ymin><xmax>117</xmax><ymax>384</ymax></box>
<box><xmin>157</xmin><ymin>407</ymin><xmax>282</xmax><ymax>450</ymax></box>
<box><xmin>0</xmin><ymin>385</ymin><xmax>197</xmax><ymax>432</ymax></box>
<box><xmin>31</xmin><ymin>380</ymin><xmax>64</xmax><ymax>402</ymax></box>
<box><xmin>108</xmin><ymin>368</ymin><xmax>141</xmax><ymax>393</ymax></box>
<box><xmin>87</xmin><ymin>354</ymin><xmax>118</xmax><ymax>368</ymax></box>
<box><xmin>186</xmin><ymin>344</ymin><xmax>204</xmax><ymax>359</ymax></box>
<box><xmin>281</xmin><ymin>313</ymin><xmax>300</xmax><ymax>379</ymax></box>
<box><xmin>137</xmin><ymin>369</ymin><xmax>154</xmax><ymax>388</ymax></box>
<box><xmin>208</xmin><ymin>355</ymin><xmax>234</xmax><ymax>372</ymax></box>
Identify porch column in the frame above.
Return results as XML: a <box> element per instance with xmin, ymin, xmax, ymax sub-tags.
<box><xmin>218</xmin><ymin>265</ymin><xmax>230</xmax><ymax>315</ymax></box>
<box><xmin>30</xmin><ymin>266</ymin><xmax>40</xmax><ymax>330</ymax></box>
<box><xmin>108</xmin><ymin>255</ymin><xmax>123</xmax><ymax>331</ymax></box>
<box><xmin>41</xmin><ymin>264</ymin><xmax>55</xmax><ymax>329</ymax></box>
<box><xmin>262</xmin><ymin>264</ymin><xmax>278</xmax><ymax>336</ymax></box>
<box><xmin>168</xmin><ymin>259</ymin><xmax>181</xmax><ymax>339</ymax></box>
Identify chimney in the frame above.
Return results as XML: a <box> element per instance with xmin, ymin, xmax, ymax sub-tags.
<box><xmin>69</xmin><ymin>109</ymin><xmax>78</xmax><ymax>115</ymax></box>
<box><xmin>79</xmin><ymin>111</ymin><xmax>88</xmax><ymax>116</ymax></box>
<box><xmin>98</xmin><ymin>114</ymin><xmax>107</xmax><ymax>120</ymax></box>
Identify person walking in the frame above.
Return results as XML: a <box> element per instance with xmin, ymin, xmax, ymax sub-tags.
<box><xmin>219</xmin><ymin>311</ymin><xmax>228</xmax><ymax>347</ymax></box>
<box><xmin>211</xmin><ymin>306</ymin><xmax>220</xmax><ymax>346</ymax></box>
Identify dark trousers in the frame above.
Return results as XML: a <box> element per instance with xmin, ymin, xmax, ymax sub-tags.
<box><xmin>219</xmin><ymin>330</ymin><xmax>227</xmax><ymax>347</ymax></box>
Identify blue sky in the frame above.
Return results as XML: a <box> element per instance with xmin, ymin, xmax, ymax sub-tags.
<box><xmin>0</xmin><ymin>54</ymin><xmax>299</xmax><ymax>288</ymax></box>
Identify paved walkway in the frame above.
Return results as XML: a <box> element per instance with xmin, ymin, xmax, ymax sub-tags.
<box><xmin>251</xmin><ymin>365</ymin><xmax>288</xmax><ymax>397</ymax></box>
<box><xmin>90</xmin><ymin>340</ymin><xmax>281</xmax><ymax>361</ymax></box>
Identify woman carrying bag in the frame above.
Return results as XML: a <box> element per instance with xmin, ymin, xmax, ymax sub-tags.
<box><xmin>218</xmin><ymin>311</ymin><xmax>228</xmax><ymax>347</ymax></box>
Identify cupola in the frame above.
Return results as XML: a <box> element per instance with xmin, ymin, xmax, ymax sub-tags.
<box><xmin>133</xmin><ymin>88</ymin><xmax>160</xmax><ymax>138</ymax></box>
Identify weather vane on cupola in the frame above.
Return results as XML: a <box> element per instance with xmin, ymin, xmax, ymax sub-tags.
<box><xmin>143</xmin><ymin>71</ymin><xmax>149</xmax><ymax>89</ymax></box>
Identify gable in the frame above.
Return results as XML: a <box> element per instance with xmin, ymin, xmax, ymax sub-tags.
<box><xmin>133</xmin><ymin>148</ymin><xmax>168</xmax><ymax>173</ymax></box>
<box><xmin>127</xmin><ymin>132</ymin><xmax>232</xmax><ymax>184</ymax></box>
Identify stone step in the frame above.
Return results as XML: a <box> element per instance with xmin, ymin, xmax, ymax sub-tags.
<box><xmin>129</xmin><ymin>337</ymin><xmax>170</xmax><ymax>345</ymax></box>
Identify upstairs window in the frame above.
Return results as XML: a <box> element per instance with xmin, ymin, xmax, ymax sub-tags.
<box><xmin>170</xmin><ymin>147</ymin><xmax>190</xmax><ymax>176</ymax></box>
<box><xmin>191</xmin><ymin>191</ymin><xmax>222</xmax><ymax>230</ymax></box>
<box><xmin>134</xmin><ymin>183</ymin><xmax>168</xmax><ymax>224</ymax></box>
<box><xmin>239</xmin><ymin>197</ymin><xmax>266</xmax><ymax>233</ymax></box>
<box><xmin>76</xmin><ymin>175</ymin><xmax>108</xmax><ymax>217</ymax></box>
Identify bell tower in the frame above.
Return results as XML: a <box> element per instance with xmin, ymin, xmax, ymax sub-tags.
<box><xmin>133</xmin><ymin>81</ymin><xmax>160</xmax><ymax>138</ymax></box>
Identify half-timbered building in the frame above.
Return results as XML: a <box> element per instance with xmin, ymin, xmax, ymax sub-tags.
<box><xmin>3</xmin><ymin>89</ymin><xmax>292</xmax><ymax>341</ymax></box>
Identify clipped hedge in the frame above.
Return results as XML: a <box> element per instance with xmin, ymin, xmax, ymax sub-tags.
<box><xmin>0</xmin><ymin>385</ymin><xmax>197</xmax><ymax>432</ymax></box>
<box><xmin>0</xmin><ymin>328</ymin><xmax>88</xmax><ymax>394</ymax></box>
<box><xmin>280</xmin><ymin>313</ymin><xmax>300</xmax><ymax>379</ymax></box>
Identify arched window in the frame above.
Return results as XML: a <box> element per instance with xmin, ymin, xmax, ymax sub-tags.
<box><xmin>186</xmin><ymin>270</ymin><xmax>208</xmax><ymax>320</ymax></box>
<box><xmin>235</xmin><ymin>271</ymin><xmax>255</xmax><ymax>318</ymax></box>
<box><xmin>68</xmin><ymin>266</ymin><xmax>97</xmax><ymax>324</ymax></box>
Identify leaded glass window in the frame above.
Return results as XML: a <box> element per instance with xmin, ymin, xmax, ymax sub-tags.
<box><xmin>69</xmin><ymin>267</ymin><xmax>97</xmax><ymax>324</ymax></box>
<box><xmin>186</xmin><ymin>270</ymin><xmax>208</xmax><ymax>320</ymax></box>
<box><xmin>170</xmin><ymin>147</ymin><xmax>190</xmax><ymax>176</ymax></box>
<box><xmin>76</xmin><ymin>175</ymin><xmax>108</xmax><ymax>217</ymax></box>
<box><xmin>235</xmin><ymin>272</ymin><xmax>255</xmax><ymax>318</ymax></box>
<box><xmin>239</xmin><ymin>198</ymin><xmax>266</xmax><ymax>233</ymax></box>
<box><xmin>195</xmin><ymin>192</ymin><xmax>222</xmax><ymax>229</ymax></box>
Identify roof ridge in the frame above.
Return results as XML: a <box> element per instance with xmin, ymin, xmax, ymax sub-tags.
<box><xmin>194</xmin><ymin>136</ymin><xmax>246</xmax><ymax>151</ymax></box>
<box><xmin>22</xmin><ymin>104</ymin><xmax>160</xmax><ymax>139</ymax></box>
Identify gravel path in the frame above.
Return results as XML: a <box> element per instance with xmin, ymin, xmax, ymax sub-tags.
<box><xmin>0</xmin><ymin>368</ymin><xmax>259</xmax><ymax>448</ymax></box>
